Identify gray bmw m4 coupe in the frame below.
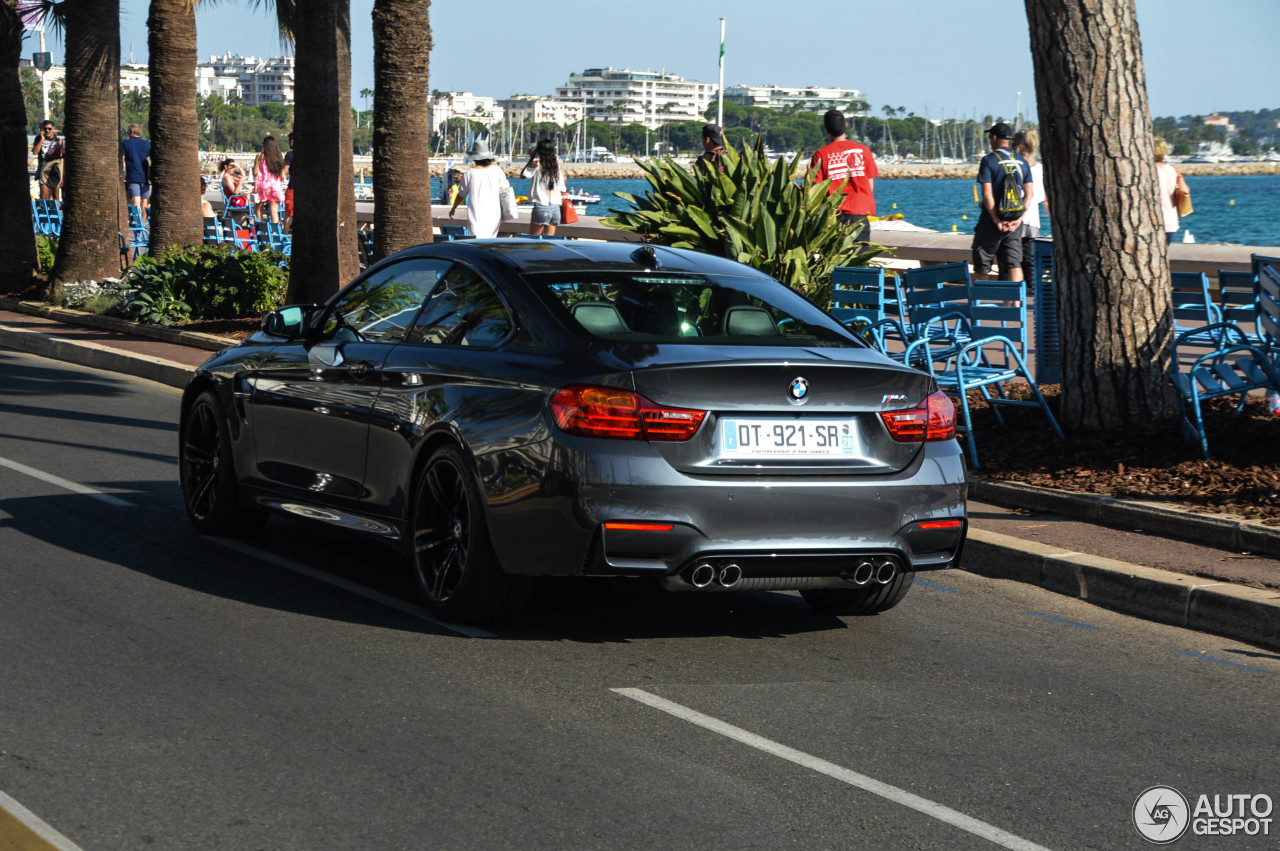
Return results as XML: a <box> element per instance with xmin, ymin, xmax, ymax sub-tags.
<box><xmin>179</xmin><ymin>240</ymin><xmax>967</xmax><ymax>623</ymax></box>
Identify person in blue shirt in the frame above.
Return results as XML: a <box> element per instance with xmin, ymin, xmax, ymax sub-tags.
<box><xmin>120</xmin><ymin>124</ymin><xmax>151</xmax><ymax>222</ymax></box>
<box><xmin>971</xmin><ymin>122</ymin><xmax>1034</xmax><ymax>281</ymax></box>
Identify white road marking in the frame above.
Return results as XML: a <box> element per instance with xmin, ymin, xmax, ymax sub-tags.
<box><xmin>203</xmin><ymin>536</ymin><xmax>495</xmax><ymax>639</ymax></box>
<box><xmin>0</xmin><ymin>455</ymin><xmax>132</xmax><ymax>507</ymax></box>
<box><xmin>613</xmin><ymin>688</ymin><xmax>1053</xmax><ymax>851</ymax></box>
<box><xmin>0</xmin><ymin>789</ymin><xmax>85</xmax><ymax>851</ymax></box>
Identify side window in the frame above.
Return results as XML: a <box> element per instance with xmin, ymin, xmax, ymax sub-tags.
<box><xmin>322</xmin><ymin>258</ymin><xmax>453</xmax><ymax>343</ymax></box>
<box><xmin>407</xmin><ymin>265</ymin><xmax>513</xmax><ymax>347</ymax></box>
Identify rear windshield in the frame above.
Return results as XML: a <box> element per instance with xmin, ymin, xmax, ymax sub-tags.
<box><xmin>525</xmin><ymin>272</ymin><xmax>864</xmax><ymax>348</ymax></box>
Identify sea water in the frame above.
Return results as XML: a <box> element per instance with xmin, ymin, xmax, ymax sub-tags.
<box><xmin>429</xmin><ymin>173</ymin><xmax>1280</xmax><ymax>248</ymax></box>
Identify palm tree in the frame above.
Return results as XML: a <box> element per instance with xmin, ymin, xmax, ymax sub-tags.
<box><xmin>147</xmin><ymin>0</ymin><xmax>202</xmax><ymax>255</ymax></box>
<box><xmin>371</xmin><ymin>0</ymin><xmax>432</xmax><ymax>262</ymax></box>
<box><xmin>40</xmin><ymin>0</ymin><xmax>125</xmax><ymax>290</ymax></box>
<box><xmin>0</xmin><ymin>0</ymin><xmax>36</xmax><ymax>290</ymax></box>
<box><xmin>358</xmin><ymin>85</ymin><xmax>372</xmax><ymax>127</ymax></box>
<box><xmin>289</xmin><ymin>0</ymin><xmax>359</xmax><ymax>302</ymax></box>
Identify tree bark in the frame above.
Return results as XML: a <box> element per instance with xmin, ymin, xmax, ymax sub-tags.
<box><xmin>1025</xmin><ymin>0</ymin><xmax>1177</xmax><ymax>430</ymax></box>
<box><xmin>147</xmin><ymin>0</ymin><xmax>202</xmax><ymax>255</ymax></box>
<box><xmin>51</xmin><ymin>0</ymin><xmax>123</xmax><ymax>288</ymax></box>
<box><xmin>0</xmin><ymin>0</ymin><xmax>36</xmax><ymax>290</ymax></box>
<box><xmin>371</xmin><ymin>0</ymin><xmax>432</xmax><ymax>261</ymax></box>
<box><xmin>288</xmin><ymin>0</ymin><xmax>359</xmax><ymax>303</ymax></box>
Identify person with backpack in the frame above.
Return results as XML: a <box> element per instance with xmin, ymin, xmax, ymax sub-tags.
<box><xmin>971</xmin><ymin>122</ymin><xmax>1035</xmax><ymax>281</ymax></box>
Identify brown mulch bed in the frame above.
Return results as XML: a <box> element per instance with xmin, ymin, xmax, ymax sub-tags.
<box><xmin>173</xmin><ymin>317</ymin><xmax>261</xmax><ymax>341</ymax></box>
<box><xmin>968</xmin><ymin>385</ymin><xmax>1280</xmax><ymax>523</ymax></box>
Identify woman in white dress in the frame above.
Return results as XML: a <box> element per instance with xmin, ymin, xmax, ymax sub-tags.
<box><xmin>448</xmin><ymin>139</ymin><xmax>510</xmax><ymax>239</ymax></box>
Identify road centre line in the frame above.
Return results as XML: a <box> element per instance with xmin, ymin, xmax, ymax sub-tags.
<box><xmin>1170</xmin><ymin>648</ymin><xmax>1271</xmax><ymax>674</ymax></box>
<box><xmin>612</xmin><ymin>688</ymin><xmax>1053</xmax><ymax>851</ymax></box>
<box><xmin>1025</xmin><ymin>611</ymin><xmax>1101</xmax><ymax>631</ymax></box>
<box><xmin>0</xmin><ymin>789</ymin><xmax>84</xmax><ymax>851</ymax></box>
<box><xmin>0</xmin><ymin>455</ymin><xmax>132</xmax><ymax>507</ymax></box>
<box><xmin>202</xmin><ymin>537</ymin><xmax>494</xmax><ymax>639</ymax></box>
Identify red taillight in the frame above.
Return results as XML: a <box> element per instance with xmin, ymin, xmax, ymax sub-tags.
<box><xmin>550</xmin><ymin>384</ymin><xmax>706</xmax><ymax>442</ymax></box>
<box><xmin>603</xmin><ymin>522</ymin><xmax>676</xmax><ymax>531</ymax></box>
<box><xmin>918</xmin><ymin>519</ymin><xmax>964</xmax><ymax>530</ymax></box>
<box><xmin>880</xmin><ymin>391</ymin><xmax>957</xmax><ymax>442</ymax></box>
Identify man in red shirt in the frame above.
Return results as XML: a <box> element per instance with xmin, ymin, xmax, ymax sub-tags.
<box><xmin>810</xmin><ymin>109</ymin><xmax>878</xmax><ymax>236</ymax></box>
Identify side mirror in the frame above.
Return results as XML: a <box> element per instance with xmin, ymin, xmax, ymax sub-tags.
<box><xmin>262</xmin><ymin>305</ymin><xmax>315</xmax><ymax>339</ymax></box>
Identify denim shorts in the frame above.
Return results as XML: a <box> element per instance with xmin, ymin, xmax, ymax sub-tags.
<box><xmin>531</xmin><ymin>203</ymin><xmax>561</xmax><ymax>226</ymax></box>
<box><xmin>126</xmin><ymin>182</ymin><xmax>151</xmax><ymax>200</ymax></box>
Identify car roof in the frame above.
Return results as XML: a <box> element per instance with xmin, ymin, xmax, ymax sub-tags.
<box><xmin>394</xmin><ymin>239</ymin><xmax>771</xmax><ymax>280</ymax></box>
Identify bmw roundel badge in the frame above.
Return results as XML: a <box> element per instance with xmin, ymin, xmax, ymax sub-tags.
<box><xmin>787</xmin><ymin>377</ymin><xmax>810</xmax><ymax>405</ymax></box>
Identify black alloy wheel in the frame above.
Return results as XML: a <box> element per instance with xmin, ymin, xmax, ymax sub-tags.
<box><xmin>179</xmin><ymin>390</ymin><xmax>266</xmax><ymax>535</ymax></box>
<box><xmin>800</xmin><ymin>570</ymin><xmax>916</xmax><ymax>616</ymax></box>
<box><xmin>410</xmin><ymin>445</ymin><xmax>532</xmax><ymax>623</ymax></box>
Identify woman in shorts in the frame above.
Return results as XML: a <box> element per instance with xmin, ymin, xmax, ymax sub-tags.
<box><xmin>521</xmin><ymin>139</ymin><xmax>567</xmax><ymax>236</ymax></box>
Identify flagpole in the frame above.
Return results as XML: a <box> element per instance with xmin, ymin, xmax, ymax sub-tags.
<box><xmin>717</xmin><ymin>18</ymin><xmax>725</xmax><ymax>129</ymax></box>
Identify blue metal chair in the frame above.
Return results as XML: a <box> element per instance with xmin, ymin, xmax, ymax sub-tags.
<box><xmin>828</xmin><ymin>265</ymin><xmax>908</xmax><ymax>350</ymax></box>
<box><xmin>1253</xmin><ymin>255</ymin><xmax>1280</xmax><ymax>353</ymax></box>
<box><xmin>221</xmin><ymin>216</ymin><xmax>256</xmax><ymax>252</ymax></box>
<box><xmin>1171</xmin><ymin>322</ymin><xmax>1280</xmax><ymax>458</ymax></box>
<box><xmin>202</xmin><ymin>216</ymin><xmax>225</xmax><ymax>247</ymax></box>
<box><xmin>1029</xmin><ymin>238</ymin><xmax>1060</xmax><ymax>384</ymax></box>
<box><xmin>1215</xmin><ymin>269</ymin><xmax>1261</xmax><ymax>347</ymax></box>
<box><xmin>905</xmin><ymin>279</ymin><xmax>1063</xmax><ymax>469</ymax></box>
<box><xmin>440</xmin><ymin>225</ymin><xmax>470</xmax><ymax>239</ymax></box>
<box><xmin>33</xmin><ymin>199</ymin><xmax>62</xmax><ymax>238</ymax></box>
<box><xmin>1170</xmin><ymin>271</ymin><xmax>1221</xmax><ymax>344</ymax></box>
<box><xmin>256</xmin><ymin>221</ymin><xmax>292</xmax><ymax>256</ymax></box>
<box><xmin>125</xmin><ymin>204</ymin><xmax>149</xmax><ymax>258</ymax></box>
<box><xmin>897</xmin><ymin>263</ymin><xmax>973</xmax><ymax>341</ymax></box>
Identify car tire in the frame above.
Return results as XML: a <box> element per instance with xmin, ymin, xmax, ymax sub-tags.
<box><xmin>800</xmin><ymin>570</ymin><xmax>915</xmax><ymax>616</ymax></box>
<box><xmin>179</xmin><ymin>390</ymin><xmax>267</xmax><ymax>536</ymax></box>
<box><xmin>409</xmin><ymin>444</ymin><xmax>532</xmax><ymax>624</ymax></box>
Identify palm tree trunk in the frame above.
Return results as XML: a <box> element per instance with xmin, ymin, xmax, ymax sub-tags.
<box><xmin>51</xmin><ymin>0</ymin><xmax>123</xmax><ymax>289</ymax></box>
<box><xmin>1025</xmin><ymin>0</ymin><xmax>1176</xmax><ymax>429</ymax></box>
<box><xmin>289</xmin><ymin>0</ymin><xmax>359</xmax><ymax>303</ymax></box>
<box><xmin>147</xmin><ymin>0</ymin><xmax>201</xmax><ymax>255</ymax></box>
<box><xmin>371</xmin><ymin>0</ymin><xmax>432</xmax><ymax>261</ymax></box>
<box><xmin>0</xmin><ymin>0</ymin><xmax>36</xmax><ymax>291</ymax></box>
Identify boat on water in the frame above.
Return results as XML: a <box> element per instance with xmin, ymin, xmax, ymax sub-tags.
<box><xmin>565</xmin><ymin>188</ymin><xmax>600</xmax><ymax>204</ymax></box>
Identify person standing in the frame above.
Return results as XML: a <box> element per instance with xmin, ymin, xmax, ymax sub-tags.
<box><xmin>1012</xmin><ymin>128</ymin><xmax>1049</xmax><ymax>283</ymax></box>
<box><xmin>1154</xmin><ymin>139</ymin><xmax>1189</xmax><ymax>245</ymax></box>
<box><xmin>810</xmin><ymin>109</ymin><xmax>878</xmax><ymax>235</ymax></box>
<box><xmin>448</xmin><ymin>140</ymin><xmax>509</xmax><ymax>239</ymax></box>
<box><xmin>283</xmin><ymin>131</ymin><xmax>295</xmax><ymax>232</ymax></box>
<box><xmin>32</xmin><ymin>120</ymin><xmax>65</xmax><ymax>202</ymax></box>
<box><xmin>521</xmin><ymin>139</ymin><xmax>566</xmax><ymax>236</ymax></box>
<box><xmin>120</xmin><ymin>123</ymin><xmax>152</xmax><ymax>221</ymax></box>
<box><xmin>696</xmin><ymin>123</ymin><xmax>726</xmax><ymax>172</ymax></box>
<box><xmin>970</xmin><ymin>122</ymin><xmax>1034</xmax><ymax>281</ymax></box>
<box><xmin>252</xmin><ymin>135</ymin><xmax>287</xmax><ymax>224</ymax></box>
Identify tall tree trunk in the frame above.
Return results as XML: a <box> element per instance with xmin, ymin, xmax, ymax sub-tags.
<box><xmin>147</xmin><ymin>0</ymin><xmax>201</xmax><ymax>255</ymax></box>
<box><xmin>371</xmin><ymin>0</ymin><xmax>432</xmax><ymax>261</ymax></box>
<box><xmin>51</xmin><ymin>0</ymin><xmax>123</xmax><ymax>288</ymax></box>
<box><xmin>289</xmin><ymin>0</ymin><xmax>359</xmax><ymax>303</ymax></box>
<box><xmin>0</xmin><ymin>0</ymin><xmax>36</xmax><ymax>290</ymax></box>
<box><xmin>1025</xmin><ymin>0</ymin><xmax>1177</xmax><ymax>430</ymax></box>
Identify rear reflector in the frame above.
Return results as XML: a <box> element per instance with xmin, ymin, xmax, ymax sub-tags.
<box><xmin>551</xmin><ymin>384</ymin><xmax>706</xmax><ymax>441</ymax></box>
<box><xmin>918</xmin><ymin>519</ymin><xmax>964</xmax><ymax>530</ymax></box>
<box><xmin>879</xmin><ymin>391</ymin><xmax>957</xmax><ymax>442</ymax></box>
<box><xmin>603</xmin><ymin>522</ymin><xmax>676</xmax><ymax>532</ymax></box>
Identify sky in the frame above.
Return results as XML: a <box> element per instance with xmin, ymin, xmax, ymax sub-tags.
<box><xmin>30</xmin><ymin>0</ymin><xmax>1280</xmax><ymax>121</ymax></box>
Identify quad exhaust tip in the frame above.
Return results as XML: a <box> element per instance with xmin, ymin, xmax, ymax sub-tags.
<box><xmin>690</xmin><ymin>563</ymin><xmax>717</xmax><ymax>588</ymax></box>
<box><xmin>875</xmin><ymin>559</ymin><xmax>898</xmax><ymax>585</ymax></box>
<box><xmin>719</xmin><ymin>564</ymin><xmax>742</xmax><ymax>588</ymax></box>
<box><xmin>850</xmin><ymin>561</ymin><xmax>875</xmax><ymax>586</ymax></box>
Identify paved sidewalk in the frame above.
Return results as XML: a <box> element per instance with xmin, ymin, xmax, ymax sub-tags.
<box><xmin>2</xmin><ymin>297</ymin><xmax>1278</xmax><ymax>649</ymax></box>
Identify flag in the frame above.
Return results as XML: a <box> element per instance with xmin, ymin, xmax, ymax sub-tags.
<box><xmin>719</xmin><ymin>34</ymin><xmax>725</xmax><ymax>68</ymax></box>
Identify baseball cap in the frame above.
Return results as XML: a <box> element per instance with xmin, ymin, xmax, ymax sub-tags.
<box><xmin>702</xmin><ymin>123</ymin><xmax>723</xmax><ymax>146</ymax></box>
<box><xmin>985</xmin><ymin>122</ymin><xmax>1014</xmax><ymax>139</ymax></box>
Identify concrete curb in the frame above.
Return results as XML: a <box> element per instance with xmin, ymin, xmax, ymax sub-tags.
<box><xmin>0</xmin><ymin>297</ymin><xmax>238</xmax><ymax>352</ymax></box>
<box><xmin>965</xmin><ymin>528</ymin><xmax>1280</xmax><ymax>651</ymax></box>
<box><xmin>0</xmin><ymin>323</ymin><xmax>194</xmax><ymax>389</ymax></box>
<box><xmin>969</xmin><ymin>477</ymin><xmax>1280</xmax><ymax>561</ymax></box>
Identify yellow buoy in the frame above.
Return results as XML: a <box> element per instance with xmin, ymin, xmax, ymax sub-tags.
<box><xmin>962</xmin><ymin>214</ymin><xmax>968</xmax><ymax>220</ymax></box>
<box><xmin>951</xmin><ymin>225</ymin><xmax>957</xmax><ymax>232</ymax></box>
<box><xmin>892</xmin><ymin>202</ymin><xmax>897</xmax><ymax>209</ymax></box>
<box><xmin>1230</xmin><ymin>199</ymin><xmax>1235</xmax><ymax>206</ymax></box>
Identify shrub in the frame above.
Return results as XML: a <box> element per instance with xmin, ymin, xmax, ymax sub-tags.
<box><xmin>603</xmin><ymin>138</ymin><xmax>887</xmax><ymax>307</ymax></box>
<box><xmin>36</xmin><ymin>236</ymin><xmax>56</xmax><ymax>273</ymax></box>
<box><xmin>122</xmin><ymin>244</ymin><xmax>289</xmax><ymax>325</ymax></box>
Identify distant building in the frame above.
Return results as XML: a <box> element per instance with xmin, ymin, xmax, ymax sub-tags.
<box><xmin>196</xmin><ymin>65</ymin><xmax>240</xmax><ymax>100</ymax></box>
<box><xmin>199</xmin><ymin>53</ymin><xmax>295</xmax><ymax>105</ymax></box>
<box><xmin>1203</xmin><ymin>113</ymin><xmax>1235</xmax><ymax>133</ymax></box>
<box><xmin>556</xmin><ymin>67</ymin><xmax>715</xmax><ymax>129</ymax></box>
<box><xmin>499</xmin><ymin>95</ymin><xmax>585</xmax><ymax>127</ymax></box>
<box><xmin>40</xmin><ymin>64</ymin><xmax>149</xmax><ymax>93</ymax></box>
<box><xmin>722</xmin><ymin>84</ymin><xmax>868</xmax><ymax>116</ymax></box>
<box><xmin>429</xmin><ymin>92</ymin><xmax>505</xmax><ymax>134</ymax></box>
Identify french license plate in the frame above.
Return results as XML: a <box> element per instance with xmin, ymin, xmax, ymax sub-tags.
<box><xmin>719</xmin><ymin>418</ymin><xmax>859</xmax><ymax>459</ymax></box>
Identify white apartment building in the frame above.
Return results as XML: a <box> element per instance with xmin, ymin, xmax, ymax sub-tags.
<box><xmin>556</xmin><ymin>67</ymin><xmax>715</xmax><ymax>129</ymax></box>
<box><xmin>498</xmin><ymin>96</ymin><xmax>584</xmax><ymax>127</ymax></box>
<box><xmin>429</xmin><ymin>92</ymin><xmax>505</xmax><ymax>134</ymax></box>
<box><xmin>199</xmin><ymin>53</ymin><xmax>296</xmax><ymax>105</ymax></box>
<box><xmin>196</xmin><ymin>66</ymin><xmax>240</xmax><ymax>100</ymax></box>
<box><xmin>723</xmin><ymin>84</ymin><xmax>869</xmax><ymax>116</ymax></box>
<box><xmin>40</xmin><ymin>64</ymin><xmax>149</xmax><ymax>93</ymax></box>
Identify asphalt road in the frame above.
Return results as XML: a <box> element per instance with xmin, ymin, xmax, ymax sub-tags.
<box><xmin>1</xmin><ymin>347</ymin><xmax>1278</xmax><ymax>851</ymax></box>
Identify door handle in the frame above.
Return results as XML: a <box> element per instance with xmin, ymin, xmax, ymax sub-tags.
<box><xmin>347</xmin><ymin>361</ymin><xmax>371</xmax><ymax>379</ymax></box>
